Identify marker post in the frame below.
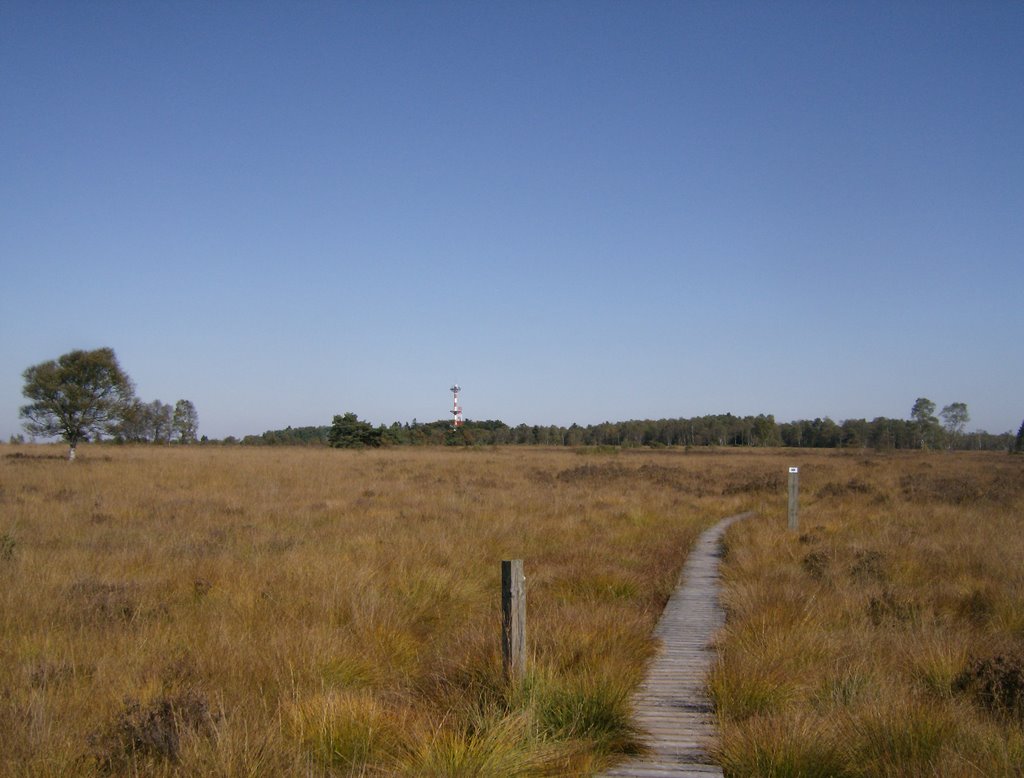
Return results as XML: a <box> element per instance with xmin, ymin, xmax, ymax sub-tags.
<box><xmin>788</xmin><ymin>467</ymin><xmax>799</xmax><ymax>531</ymax></box>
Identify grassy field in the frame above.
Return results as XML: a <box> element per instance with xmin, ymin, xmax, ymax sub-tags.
<box><xmin>712</xmin><ymin>450</ymin><xmax>1024</xmax><ymax>776</ymax></box>
<box><xmin>1</xmin><ymin>444</ymin><xmax>750</xmax><ymax>776</ymax></box>
<box><xmin>2</xmin><ymin>445</ymin><xmax>1020</xmax><ymax>776</ymax></box>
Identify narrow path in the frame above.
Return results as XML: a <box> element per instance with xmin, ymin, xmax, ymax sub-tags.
<box><xmin>599</xmin><ymin>511</ymin><xmax>753</xmax><ymax>778</ymax></box>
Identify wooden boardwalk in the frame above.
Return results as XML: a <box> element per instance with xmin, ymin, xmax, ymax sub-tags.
<box><xmin>599</xmin><ymin>512</ymin><xmax>752</xmax><ymax>778</ymax></box>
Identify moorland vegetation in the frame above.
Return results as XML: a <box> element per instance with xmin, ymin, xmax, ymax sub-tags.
<box><xmin>713</xmin><ymin>450</ymin><xmax>1024</xmax><ymax>775</ymax></box>
<box><xmin>2</xmin><ymin>445</ymin><xmax>738</xmax><ymax>775</ymax></box>
<box><xmin>2</xmin><ymin>445</ymin><xmax>1021</xmax><ymax>776</ymax></box>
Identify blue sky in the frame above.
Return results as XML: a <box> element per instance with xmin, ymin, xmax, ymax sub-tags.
<box><xmin>2</xmin><ymin>1</ymin><xmax>1022</xmax><ymax>440</ymax></box>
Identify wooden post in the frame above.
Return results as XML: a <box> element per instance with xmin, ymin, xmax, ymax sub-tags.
<box><xmin>501</xmin><ymin>560</ymin><xmax>526</xmax><ymax>681</ymax></box>
<box><xmin>788</xmin><ymin>467</ymin><xmax>799</xmax><ymax>531</ymax></box>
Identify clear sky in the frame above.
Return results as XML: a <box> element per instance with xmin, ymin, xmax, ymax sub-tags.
<box><xmin>2</xmin><ymin>1</ymin><xmax>1022</xmax><ymax>440</ymax></box>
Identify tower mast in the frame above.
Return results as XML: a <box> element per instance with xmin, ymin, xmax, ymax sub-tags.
<box><xmin>450</xmin><ymin>385</ymin><xmax>463</xmax><ymax>428</ymax></box>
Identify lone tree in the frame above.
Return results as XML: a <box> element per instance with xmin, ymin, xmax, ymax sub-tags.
<box><xmin>940</xmin><ymin>402</ymin><xmax>970</xmax><ymax>443</ymax></box>
<box><xmin>20</xmin><ymin>347</ymin><xmax>135</xmax><ymax>459</ymax></box>
<box><xmin>328</xmin><ymin>412</ymin><xmax>381</xmax><ymax>448</ymax></box>
<box><xmin>1015</xmin><ymin>419</ymin><xmax>1024</xmax><ymax>454</ymax></box>
<box><xmin>911</xmin><ymin>397</ymin><xmax>940</xmax><ymax>449</ymax></box>
<box><xmin>148</xmin><ymin>399</ymin><xmax>174</xmax><ymax>444</ymax></box>
<box><xmin>172</xmin><ymin>399</ymin><xmax>199</xmax><ymax>444</ymax></box>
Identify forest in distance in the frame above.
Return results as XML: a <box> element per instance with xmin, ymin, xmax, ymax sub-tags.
<box><xmin>10</xmin><ymin>346</ymin><xmax>1021</xmax><ymax>454</ymax></box>
<box><xmin>240</xmin><ymin>408</ymin><xmax>1020</xmax><ymax>452</ymax></box>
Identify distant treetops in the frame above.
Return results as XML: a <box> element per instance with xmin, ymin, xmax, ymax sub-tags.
<box><xmin>305</xmin><ymin>401</ymin><xmax>1012</xmax><ymax>452</ymax></box>
<box><xmin>18</xmin><ymin>350</ymin><xmax>1016</xmax><ymax>455</ymax></box>
<box><xmin>19</xmin><ymin>347</ymin><xmax>199</xmax><ymax>459</ymax></box>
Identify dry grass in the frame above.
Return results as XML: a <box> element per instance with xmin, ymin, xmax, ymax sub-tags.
<box><xmin>1</xmin><ymin>444</ymin><xmax>761</xmax><ymax>776</ymax></box>
<box><xmin>6</xmin><ymin>445</ymin><xmax>1018</xmax><ymax>775</ymax></box>
<box><xmin>712</xmin><ymin>450</ymin><xmax>1024</xmax><ymax>777</ymax></box>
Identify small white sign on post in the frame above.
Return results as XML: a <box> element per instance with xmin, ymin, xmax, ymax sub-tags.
<box><xmin>787</xmin><ymin>467</ymin><xmax>799</xmax><ymax>531</ymax></box>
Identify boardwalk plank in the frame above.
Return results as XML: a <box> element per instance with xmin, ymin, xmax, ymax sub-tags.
<box><xmin>596</xmin><ymin>512</ymin><xmax>752</xmax><ymax>778</ymax></box>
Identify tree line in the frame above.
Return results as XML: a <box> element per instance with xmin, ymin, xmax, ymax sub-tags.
<box><xmin>15</xmin><ymin>348</ymin><xmax>1018</xmax><ymax>455</ymax></box>
<box><xmin>240</xmin><ymin>403</ymin><xmax>1016</xmax><ymax>452</ymax></box>
<box><xmin>17</xmin><ymin>347</ymin><xmax>199</xmax><ymax>458</ymax></box>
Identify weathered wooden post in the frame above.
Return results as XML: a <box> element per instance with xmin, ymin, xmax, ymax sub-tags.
<box><xmin>788</xmin><ymin>466</ymin><xmax>799</xmax><ymax>531</ymax></box>
<box><xmin>501</xmin><ymin>560</ymin><xmax>526</xmax><ymax>681</ymax></box>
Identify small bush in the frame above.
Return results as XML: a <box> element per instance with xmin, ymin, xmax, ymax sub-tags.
<box><xmin>802</xmin><ymin>550</ymin><xmax>830</xmax><ymax>580</ymax></box>
<box><xmin>0</xmin><ymin>532</ymin><xmax>14</xmax><ymax>560</ymax></box>
<box><xmin>89</xmin><ymin>691</ymin><xmax>216</xmax><ymax>771</ymax></box>
<box><xmin>849</xmin><ymin>550</ymin><xmax>886</xmax><ymax>583</ymax></box>
<box><xmin>954</xmin><ymin>652</ymin><xmax>1024</xmax><ymax>720</ymax></box>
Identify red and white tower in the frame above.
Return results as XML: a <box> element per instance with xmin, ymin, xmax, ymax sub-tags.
<box><xmin>450</xmin><ymin>384</ymin><xmax>463</xmax><ymax>428</ymax></box>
